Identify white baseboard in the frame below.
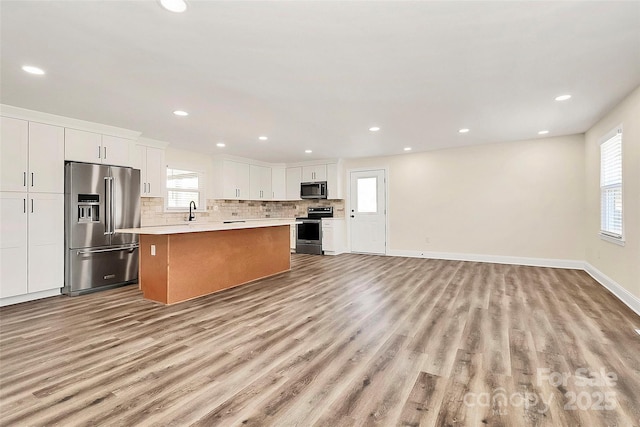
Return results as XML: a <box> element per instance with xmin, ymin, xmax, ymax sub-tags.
<box><xmin>0</xmin><ymin>288</ymin><xmax>61</xmax><ymax>307</ymax></box>
<box><xmin>386</xmin><ymin>249</ymin><xmax>584</xmax><ymax>269</ymax></box>
<box><xmin>584</xmin><ymin>263</ymin><xmax>640</xmax><ymax>317</ymax></box>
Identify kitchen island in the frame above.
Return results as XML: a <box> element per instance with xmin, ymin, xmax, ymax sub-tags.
<box><xmin>117</xmin><ymin>219</ymin><xmax>294</xmax><ymax>304</ymax></box>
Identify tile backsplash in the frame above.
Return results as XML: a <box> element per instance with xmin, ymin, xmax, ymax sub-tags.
<box><xmin>141</xmin><ymin>198</ymin><xmax>345</xmax><ymax>226</ymax></box>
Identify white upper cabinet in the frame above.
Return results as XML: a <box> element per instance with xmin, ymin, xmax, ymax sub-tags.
<box><xmin>0</xmin><ymin>117</ymin><xmax>29</xmax><ymax>192</ymax></box>
<box><xmin>28</xmin><ymin>122</ymin><xmax>64</xmax><ymax>193</ymax></box>
<box><xmin>101</xmin><ymin>135</ymin><xmax>131</xmax><ymax>166</ymax></box>
<box><xmin>65</xmin><ymin>129</ymin><xmax>131</xmax><ymax>166</ymax></box>
<box><xmin>327</xmin><ymin>162</ymin><xmax>343</xmax><ymax>199</ymax></box>
<box><xmin>302</xmin><ymin>164</ymin><xmax>327</xmax><ymax>182</ymax></box>
<box><xmin>138</xmin><ymin>145</ymin><xmax>165</xmax><ymax>197</ymax></box>
<box><xmin>271</xmin><ymin>167</ymin><xmax>286</xmax><ymax>200</ymax></box>
<box><xmin>250</xmin><ymin>165</ymin><xmax>272</xmax><ymax>200</ymax></box>
<box><xmin>222</xmin><ymin>160</ymin><xmax>250</xmax><ymax>199</ymax></box>
<box><xmin>286</xmin><ymin>167</ymin><xmax>302</xmax><ymax>200</ymax></box>
<box><xmin>64</xmin><ymin>128</ymin><xmax>102</xmax><ymax>163</ymax></box>
<box><xmin>0</xmin><ymin>117</ymin><xmax>64</xmax><ymax>193</ymax></box>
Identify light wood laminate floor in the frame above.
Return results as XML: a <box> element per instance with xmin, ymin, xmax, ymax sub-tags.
<box><xmin>1</xmin><ymin>254</ymin><xmax>639</xmax><ymax>426</ymax></box>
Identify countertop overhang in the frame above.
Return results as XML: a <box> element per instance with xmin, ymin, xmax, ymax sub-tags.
<box><xmin>117</xmin><ymin>219</ymin><xmax>296</xmax><ymax>235</ymax></box>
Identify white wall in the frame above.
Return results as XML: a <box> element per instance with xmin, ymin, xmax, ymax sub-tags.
<box><xmin>584</xmin><ymin>86</ymin><xmax>640</xmax><ymax>299</ymax></box>
<box><xmin>344</xmin><ymin>134</ymin><xmax>586</xmax><ymax>262</ymax></box>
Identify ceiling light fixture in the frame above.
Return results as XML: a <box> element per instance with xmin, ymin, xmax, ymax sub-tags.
<box><xmin>22</xmin><ymin>65</ymin><xmax>45</xmax><ymax>75</ymax></box>
<box><xmin>404</xmin><ymin>147</ymin><xmax>412</xmax><ymax>151</ymax></box>
<box><xmin>160</xmin><ymin>0</ymin><xmax>187</xmax><ymax>13</ymax></box>
<box><xmin>369</xmin><ymin>126</ymin><xmax>380</xmax><ymax>132</ymax></box>
<box><xmin>458</xmin><ymin>128</ymin><xmax>470</xmax><ymax>134</ymax></box>
<box><xmin>173</xmin><ymin>110</ymin><xmax>188</xmax><ymax>116</ymax></box>
<box><xmin>258</xmin><ymin>136</ymin><xmax>268</xmax><ymax>141</ymax></box>
<box><xmin>555</xmin><ymin>94</ymin><xmax>571</xmax><ymax>101</ymax></box>
<box><xmin>538</xmin><ymin>130</ymin><xmax>549</xmax><ymax>135</ymax></box>
<box><xmin>305</xmin><ymin>150</ymin><xmax>312</xmax><ymax>154</ymax></box>
<box><xmin>216</xmin><ymin>142</ymin><xmax>226</xmax><ymax>148</ymax></box>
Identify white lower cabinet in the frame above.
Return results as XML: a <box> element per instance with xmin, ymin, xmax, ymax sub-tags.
<box><xmin>0</xmin><ymin>193</ymin><xmax>28</xmax><ymax>298</ymax></box>
<box><xmin>290</xmin><ymin>224</ymin><xmax>296</xmax><ymax>252</ymax></box>
<box><xmin>321</xmin><ymin>218</ymin><xmax>345</xmax><ymax>255</ymax></box>
<box><xmin>0</xmin><ymin>192</ymin><xmax>63</xmax><ymax>302</ymax></box>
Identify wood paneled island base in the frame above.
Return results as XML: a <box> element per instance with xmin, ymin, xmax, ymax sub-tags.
<box><xmin>139</xmin><ymin>225</ymin><xmax>291</xmax><ymax>304</ymax></box>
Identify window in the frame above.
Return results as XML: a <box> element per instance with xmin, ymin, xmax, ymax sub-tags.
<box><xmin>166</xmin><ymin>167</ymin><xmax>204</xmax><ymax>210</ymax></box>
<box><xmin>600</xmin><ymin>127</ymin><xmax>623</xmax><ymax>241</ymax></box>
<box><xmin>357</xmin><ymin>177</ymin><xmax>378</xmax><ymax>213</ymax></box>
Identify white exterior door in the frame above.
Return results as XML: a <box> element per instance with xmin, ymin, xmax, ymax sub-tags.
<box><xmin>349</xmin><ymin>170</ymin><xmax>386</xmax><ymax>254</ymax></box>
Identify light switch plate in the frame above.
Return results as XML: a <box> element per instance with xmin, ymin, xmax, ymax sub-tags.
<box><xmin>151</xmin><ymin>244</ymin><xmax>156</xmax><ymax>256</ymax></box>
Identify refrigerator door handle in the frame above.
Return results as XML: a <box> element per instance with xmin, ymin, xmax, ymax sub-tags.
<box><xmin>76</xmin><ymin>244</ymin><xmax>139</xmax><ymax>255</ymax></box>
<box><xmin>110</xmin><ymin>177</ymin><xmax>116</xmax><ymax>234</ymax></box>
<box><xmin>104</xmin><ymin>176</ymin><xmax>112</xmax><ymax>235</ymax></box>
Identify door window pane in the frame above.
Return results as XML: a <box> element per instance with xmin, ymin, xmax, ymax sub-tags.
<box><xmin>357</xmin><ymin>177</ymin><xmax>377</xmax><ymax>213</ymax></box>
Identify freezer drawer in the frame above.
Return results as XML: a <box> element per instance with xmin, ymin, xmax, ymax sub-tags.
<box><xmin>64</xmin><ymin>245</ymin><xmax>138</xmax><ymax>295</ymax></box>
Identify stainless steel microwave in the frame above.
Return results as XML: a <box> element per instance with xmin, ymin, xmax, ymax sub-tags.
<box><xmin>300</xmin><ymin>181</ymin><xmax>327</xmax><ymax>199</ymax></box>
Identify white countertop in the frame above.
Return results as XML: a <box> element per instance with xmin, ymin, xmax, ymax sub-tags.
<box><xmin>117</xmin><ymin>219</ymin><xmax>296</xmax><ymax>235</ymax></box>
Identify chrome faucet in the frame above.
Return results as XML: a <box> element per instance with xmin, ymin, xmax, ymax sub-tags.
<box><xmin>188</xmin><ymin>201</ymin><xmax>196</xmax><ymax>221</ymax></box>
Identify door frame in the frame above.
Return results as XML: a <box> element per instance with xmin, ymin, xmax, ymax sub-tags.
<box><xmin>346</xmin><ymin>167</ymin><xmax>390</xmax><ymax>255</ymax></box>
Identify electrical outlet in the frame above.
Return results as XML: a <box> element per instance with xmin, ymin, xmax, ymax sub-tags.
<box><xmin>151</xmin><ymin>244</ymin><xmax>156</xmax><ymax>256</ymax></box>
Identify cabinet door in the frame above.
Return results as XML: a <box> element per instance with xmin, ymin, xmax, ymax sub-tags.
<box><xmin>144</xmin><ymin>147</ymin><xmax>164</xmax><ymax>197</ymax></box>
<box><xmin>29</xmin><ymin>122</ymin><xmax>65</xmax><ymax>193</ymax></box>
<box><xmin>101</xmin><ymin>135</ymin><xmax>130</xmax><ymax>166</ymax></box>
<box><xmin>65</xmin><ymin>128</ymin><xmax>102</xmax><ymax>163</ymax></box>
<box><xmin>28</xmin><ymin>193</ymin><xmax>64</xmax><ymax>293</ymax></box>
<box><xmin>236</xmin><ymin>162</ymin><xmax>251</xmax><ymax>199</ymax></box>
<box><xmin>260</xmin><ymin>166</ymin><xmax>272</xmax><ymax>200</ymax></box>
<box><xmin>286</xmin><ymin>167</ymin><xmax>302</xmax><ymax>200</ymax></box>
<box><xmin>301</xmin><ymin>166</ymin><xmax>315</xmax><ymax>182</ymax></box>
<box><xmin>0</xmin><ymin>117</ymin><xmax>28</xmax><ymax>192</ymax></box>
<box><xmin>314</xmin><ymin>164</ymin><xmax>327</xmax><ymax>181</ymax></box>
<box><xmin>249</xmin><ymin>165</ymin><xmax>263</xmax><ymax>200</ymax></box>
<box><xmin>0</xmin><ymin>192</ymin><xmax>28</xmax><ymax>298</ymax></box>
<box><xmin>321</xmin><ymin>222</ymin><xmax>334</xmax><ymax>252</ymax></box>
<box><xmin>326</xmin><ymin>163</ymin><xmax>339</xmax><ymax>199</ymax></box>
<box><xmin>222</xmin><ymin>160</ymin><xmax>240</xmax><ymax>199</ymax></box>
<box><xmin>272</xmin><ymin>167</ymin><xmax>286</xmax><ymax>200</ymax></box>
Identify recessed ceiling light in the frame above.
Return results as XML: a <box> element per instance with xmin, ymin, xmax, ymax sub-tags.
<box><xmin>22</xmin><ymin>65</ymin><xmax>45</xmax><ymax>75</ymax></box>
<box><xmin>258</xmin><ymin>136</ymin><xmax>268</xmax><ymax>141</ymax></box>
<box><xmin>305</xmin><ymin>150</ymin><xmax>312</xmax><ymax>154</ymax></box>
<box><xmin>555</xmin><ymin>94</ymin><xmax>571</xmax><ymax>101</ymax></box>
<box><xmin>538</xmin><ymin>130</ymin><xmax>549</xmax><ymax>135</ymax></box>
<box><xmin>216</xmin><ymin>142</ymin><xmax>226</xmax><ymax>148</ymax></box>
<box><xmin>160</xmin><ymin>0</ymin><xmax>187</xmax><ymax>13</ymax></box>
<box><xmin>369</xmin><ymin>126</ymin><xmax>380</xmax><ymax>132</ymax></box>
<box><xmin>404</xmin><ymin>147</ymin><xmax>412</xmax><ymax>151</ymax></box>
<box><xmin>173</xmin><ymin>110</ymin><xmax>188</xmax><ymax>116</ymax></box>
<box><xmin>458</xmin><ymin>128</ymin><xmax>470</xmax><ymax>134</ymax></box>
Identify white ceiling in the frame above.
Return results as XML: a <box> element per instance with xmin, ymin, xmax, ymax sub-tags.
<box><xmin>1</xmin><ymin>1</ymin><xmax>639</xmax><ymax>163</ymax></box>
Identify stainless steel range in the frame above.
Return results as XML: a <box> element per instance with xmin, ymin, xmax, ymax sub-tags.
<box><xmin>296</xmin><ymin>206</ymin><xmax>333</xmax><ymax>255</ymax></box>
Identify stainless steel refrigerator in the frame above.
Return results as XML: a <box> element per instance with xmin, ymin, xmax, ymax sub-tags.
<box><xmin>63</xmin><ymin>162</ymin><xmax>140</xmax><ymax>295</ymax></box>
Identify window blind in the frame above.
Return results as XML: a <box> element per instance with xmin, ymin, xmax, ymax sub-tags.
<box><xmin>166</xmin><ymin>168</ymin><xmax>201</xmax><ymax>209</ymax></box>
<box><xmin>600</xmin><ymin>131</ymin><xmax>622</xmax><ymax>238</ymax></box>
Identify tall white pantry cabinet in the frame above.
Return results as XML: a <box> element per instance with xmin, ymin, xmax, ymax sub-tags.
<box><xmin>0</xmin><ymin>116</ymin><xmax>65</xmax><ymax>305</ymax></box>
